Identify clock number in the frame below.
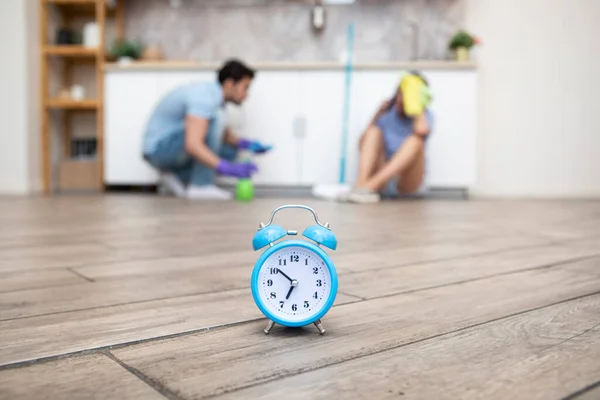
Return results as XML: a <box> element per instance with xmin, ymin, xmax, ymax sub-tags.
<box><xmin>290</xmin><ymin>255</ymin><xmax>299</xmax><ymax>263</ymax></box>
<box><xmin>292</xmin><ymin>304</ymin><xmax>298</xmax><ymax>311</ymax></box>
<box><xmin>278</xmin><ymin>259</ymin><xmax>287</xmax><ymax>266</ymax></box>
<box><xmin>313</xmin><ymin>267</ymin><xmax>318</xmax><ymax>274</ymax></box>
<box><xmin>270</xmin><ymin>268</ymin><xmax>279</xmax><ymax>274</ymax></box>
<box><xmin>313</xmin><ymin>291</ymin><xmax>318</xmax><ymax>299</ymax></box>
<box><xmin>305</xmin><ymin>258</ymin><xmax>308</xmax><ymax>265</ymax></box>
<box><xmin>279</xmin><ymin>301</ymin><xmax>284</xmax><ymax>308</ymax></box>
<box><xmin>270</xmin><ymin>292</ymin><xmax>277</xmax><ymax>299</ymax></box>
<box><xmin>267</xmin><ymin>279</ymin><xmax>273</xmax><ymax>287</ymax></box>
<box><xmin>316</xmin><ymin>279</ymin><xmax>322</xmax><ymax>287</ymax></box>
<box><xmin>304</xmin><ymin>301</ymin><xmax>309</xmax><ymax>308</ymax></box>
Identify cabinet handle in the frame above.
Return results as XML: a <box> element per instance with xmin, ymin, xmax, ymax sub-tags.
<box><xmin>293</xmin><ymin>116</ymin><xmax>306</xmax><ymax>138</ymax></box>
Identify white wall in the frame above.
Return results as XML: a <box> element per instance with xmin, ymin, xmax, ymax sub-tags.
<box><xmin>0</xmin><ymin>1</ymin><xmax>29</xmax><ymax>194</ymax></box>
<box><xmin>466</xmin><ymin>0</ymin><xmax>600</xmax><ymax>198</ymax></box>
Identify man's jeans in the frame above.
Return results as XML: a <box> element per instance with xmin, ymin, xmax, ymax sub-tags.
<box><xmin>143</xmin><ymin>127</ymin><xmax>237</xmax><ymax>187</ymax></box>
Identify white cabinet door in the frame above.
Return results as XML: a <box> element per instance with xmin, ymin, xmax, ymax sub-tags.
<box><xmin>237</xmin><ymin>71</ymin><xmax>301</xmax><ymax>185</ymax></box>
<box><xmin>104</xmin><ymin>72</ymin><xmax>160</xmax><ymax>185</ymax></box>
<box><xmin>425</xmin><ymin>71</ymin><xmax>478</xmax><ymax>187</ymax></box>
<box><xmin>297</xmin><ymin>71</ymin><xmax>345</xmax><ymax>185</ymax></box>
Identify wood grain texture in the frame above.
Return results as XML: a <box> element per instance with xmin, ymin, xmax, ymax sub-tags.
<box><xmin>0</xmin><ymin>353</ymin><xmax>165</xmax><ymax>400</ymax></box>
<box><xmin>111</xmin><ymin>259</ymin><xmax>600</xmax><ymax>399</ymax></box>
<box><xmin>0</xmin><ymin>269</ymin><xmax>87</xmax><ymax>293</ymax></box>
<box><xmin>217</xmin><ymin>295</ymin><xmax>600</xmax><ymax>400</ymax></box>
<box><xmin>5</xmin><ymin>241</ymin><xmax>591</xmax><ymax>323</ymax></box>
<box><xmin>0</xmin><ymin>289</ymin><xmax>357</xmax><ymax>366</ymax></box>
<box><xmin>0</xmin><ymin>265</ymin><xmax>250</xmax><ymax>320</ymax></box>
<box><xmin>340</xmin><ymin>244</ymin><xmax>600</xmax><ymax>299</ymax></box>
<box><xmin>0</xmin><ymin>196</ymin><xmax>599</xmax><ymax>398</ymax></box>
<box><xmin>572</xmin><ymin>384</ymin><xmax>600</xmax><ymax>400</ymax></box>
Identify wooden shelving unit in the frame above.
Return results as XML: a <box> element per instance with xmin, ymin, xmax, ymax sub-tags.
<box><xmin>44</xmin><ymin>45</ymin><xmax>98</xmax><ymax>57</ymax></box>
<box><xmin>46</xmin><ymin>99</ymin><xmax>99</xmax><ymax>109</ymax></box>
<box><xmin>39</xmin><ymin>0</ymin><xmax>124</xmax><ymax>193</ymax></box>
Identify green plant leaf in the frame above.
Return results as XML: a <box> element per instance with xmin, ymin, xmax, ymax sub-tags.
<box><xmin>449</xmin><ymin>30</ymin><xmax>475</xmax><ymax>50</ymax></box>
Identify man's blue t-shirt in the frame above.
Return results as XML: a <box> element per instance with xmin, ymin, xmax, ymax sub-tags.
<box><xmin>376</xmin><ymin>107</ymin><xmax>434</xmax><ymax>158</ymax></box>
<box><xmin>142</xmin><ymin>81</ymin><xmax>225</xmax><ymax>155</ymax></box>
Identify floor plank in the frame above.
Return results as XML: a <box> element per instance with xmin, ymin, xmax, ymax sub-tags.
<box><xmin>216</xmin><ymin>294</ymin><xmax>600</xmax><ymax>400</ymax></box>
<box><xmin>110</xmin><ymin>259</ymin><xmax>600</xmax><ymax>399</ymax></box>
<box><xmin>340</xmin><ymin>245</ymin><xmax>599</xmax><ymax>299</ymax></box>
<box><xmin>0</xmin><ymin>353</ymin><xmax>164</xmax><ymax>400</ymax></box>
<box><xmin>571</xmin><ymin>383</ymin><xmax>600</xmax><ymax>400</ymax></box>
<box><xmin>73</xmin><ymin>232</ymin><xmax>553</xmax><ymax>281</ymax></box>
<box><xmin>0</xmin><ymin>269</ymin><xmax>87</xmax><ymax>293</ymax></box>
<box><xmin>0</xmin><ymin>265</ymin><xmax>250</xmax><ymax>321</ymax></box>
<box><xmin>0</xmin><ymin>289</ymin><xmax>357</xmax><ymax>367</ymax></box>
<box><xmin>5</xmin><ymin>239</ymin><xmax>591</xmax><ymax>323</ymax></box>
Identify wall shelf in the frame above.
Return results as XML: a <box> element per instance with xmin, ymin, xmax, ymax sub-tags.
<box><xmin>46</xmin><ymin>99</ymin><xmax>99</xmax><ymax>109</ymax></box>
<box><xmin>44</xmin><ymin>46</ymin><xmax>98</xmax><ymax>57</ymax></box>
<box><xmin>44</xmin><ymin>0</ymin><xmax>117</xmax><ymax>17</ymax></box>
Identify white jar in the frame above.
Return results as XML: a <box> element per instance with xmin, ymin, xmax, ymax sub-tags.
<box><xmin>83</xmin><ymin>22</ymin><xmax>99</xmax><ymax>48</ymax></box>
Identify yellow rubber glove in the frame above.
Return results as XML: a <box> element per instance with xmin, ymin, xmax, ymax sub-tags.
<box><xmin>400</xmin><ymin>75</ymin><xmax>427</xmax><ymax>117</ymax></box>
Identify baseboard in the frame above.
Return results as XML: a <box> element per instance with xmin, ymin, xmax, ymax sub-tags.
<box><xmin>104</xmin><ymin>183</ymin><xmax>469</xmax><ymax>200</ymax></box>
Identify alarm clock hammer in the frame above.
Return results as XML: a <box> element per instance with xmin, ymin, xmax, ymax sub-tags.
<box><xmin>251</xmin><ymin>204</ymin><xmax>339</xmax><ymax>336</ymax></box>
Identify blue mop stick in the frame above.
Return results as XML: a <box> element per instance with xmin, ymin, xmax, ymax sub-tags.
<box><xmin>339</xmin><ymin>23</ymin><xmax>354</xmax><ymax>184</ymax></box>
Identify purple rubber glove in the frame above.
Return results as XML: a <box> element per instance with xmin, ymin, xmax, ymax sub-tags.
<box><xmin>216</xmin><ymin>159</ymin><xmax>258</xmax><ymax>178</ymax></box>
<box><xmin>238</xmin><ymin>138</ymin><xmax>273</xmax><ymax>154</ymax></box>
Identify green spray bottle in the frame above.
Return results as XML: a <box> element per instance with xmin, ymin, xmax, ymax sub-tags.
<box><xmin>235</xmin><ymin>157</ymin><xmax>255</xmax><ymax>202</ymax></box>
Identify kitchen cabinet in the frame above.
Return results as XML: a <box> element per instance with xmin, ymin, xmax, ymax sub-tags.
<box><xmin>104</xmin><ymin>66</ymin><xmax>477</xmax><ymax>190</ymax></box>
<box><xmin>104</xmin><ymin>72</ymin><xmax>159</xmax><ymax>185</ymax></box>
<box><xmin>235</xmin><ymin>71</ymin><xmax>302</xmax><ymax>185</ymax></box>
<box><xmin>297</xmin><ymin>71</ymin><xmax>345</xmax><ymax>185</ymax></box>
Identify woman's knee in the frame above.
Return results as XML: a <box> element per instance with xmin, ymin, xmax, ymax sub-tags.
<box><xmin>359</xmin><ymin>125</ymin><xmax>384</xmax><ymax>150</ymax></box>
<box><xmin>397</xmin><ymin>176</ymin><xmax>424</xmax><ymax>195</ymax></box>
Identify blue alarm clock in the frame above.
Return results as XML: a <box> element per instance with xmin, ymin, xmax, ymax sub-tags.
<box><xmin>251</xmin><ymin>204</ymin><xmax>338</xmax><ymax>335</ymax></box>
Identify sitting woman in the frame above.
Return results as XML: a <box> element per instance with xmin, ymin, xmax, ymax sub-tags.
<box><xmin>346</xmin><ymin>72</ymin><xmax>434</xmax><ymax>203</ymax></box>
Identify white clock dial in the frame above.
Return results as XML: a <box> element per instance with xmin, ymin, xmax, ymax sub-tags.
<box><xmin>258</xmin><ymin>245</ymin><xmax>332</xmax><ymax>323</ymax></box>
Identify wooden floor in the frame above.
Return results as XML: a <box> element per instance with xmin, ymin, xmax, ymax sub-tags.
<box><xmin>0</xmin><ymin>195</ymin><xmax>599</xmax><ymax>400</ymax></box>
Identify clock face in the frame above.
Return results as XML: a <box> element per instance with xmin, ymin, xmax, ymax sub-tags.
<box><xmin>256</xmin><ymin>245</ymin><xmax>332</xmax><ymax>323</ymax></box>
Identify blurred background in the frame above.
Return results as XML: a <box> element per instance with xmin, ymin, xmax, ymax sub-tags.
<box><xmin>1</xmin><ymin>0</ymin><xmax>599</xmax><ymax>199</ymax></box>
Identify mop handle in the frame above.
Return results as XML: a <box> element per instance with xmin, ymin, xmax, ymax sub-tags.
<box><xmin>339</xmin><ymin>23</ymin><xmax>354</xmax><ymax>184</ymax></box>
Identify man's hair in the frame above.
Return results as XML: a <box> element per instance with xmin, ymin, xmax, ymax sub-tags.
<box><xmin>218</xmin><ymin>59</ymin><xmax>255</xmax><ymax>84</ymax></box>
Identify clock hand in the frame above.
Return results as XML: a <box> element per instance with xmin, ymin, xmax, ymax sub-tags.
<box><xmin>276</xmin><ymin>268</ymin><xmax>294</xmax><ymax>283</ymax></box>
<box><xmin>286</xmin><ymin>279</ymin><xmax>299</xmax><ymax>300</ymax></box>
<box><xmin>285</xmin><ymin>286</ymin><xmax>294</xmax><ymax>300</ymax></box>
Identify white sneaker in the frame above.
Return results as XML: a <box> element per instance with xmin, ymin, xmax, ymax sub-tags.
<box><xmin>311</xmin><ymin>183</ymin><xmax>352</xmax><ymax>201</ymax></box>
<box><xmin>186</xmin><ymin>184</ymin><xmax>233</xmax><ymax>200</ymax></box>
<box><xmin>346</xmin><ymin>187</ymin><xmax>381</xmax><ymax>204</ymax></box>
<box><xmin>159</xmin><ymin>172</ymin><xmax>186</xmax><ymax>198</ymax></box>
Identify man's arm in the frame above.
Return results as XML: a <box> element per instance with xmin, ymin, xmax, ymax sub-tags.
<box><xmin>223</xmin><ymin>127</ymin><xmax>240</xmax><ymax>147</ymax></box>
<box><xmin>184</xmin><ymin>115</ymin><xmax>220</xmax><ymax>169</ymax></box>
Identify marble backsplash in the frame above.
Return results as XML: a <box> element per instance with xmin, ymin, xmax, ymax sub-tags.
<box><xmin>124</xmin><ymin>0</ymin><xmax>465</xmax><ymax>62</ymax></box>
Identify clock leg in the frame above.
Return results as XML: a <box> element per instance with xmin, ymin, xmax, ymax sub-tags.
<box><xmin>314</xmin><ymin>319</ymin><xmax>326</xmax><ymax>335</ymax></box>
<box><xmin>264</xmin><ymin>320</ymin><xmax>275</xmax><ymax>335</ymax></box>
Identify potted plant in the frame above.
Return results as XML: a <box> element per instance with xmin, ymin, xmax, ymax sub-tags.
<box><xmin>448</xmin><ymin>30</ymin><xmax>481</xmax><ymax>61</ymax></box>
<box><xmin>108</xmin><ymin>38</ymin><xmax>144</xmax><ymax>65</ymax></box>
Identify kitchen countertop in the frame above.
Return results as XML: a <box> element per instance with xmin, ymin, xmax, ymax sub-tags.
<box><xmin>103</xmin><ymin>60</ymin><xmax>477</xmax><ymax>72</ymax></box>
